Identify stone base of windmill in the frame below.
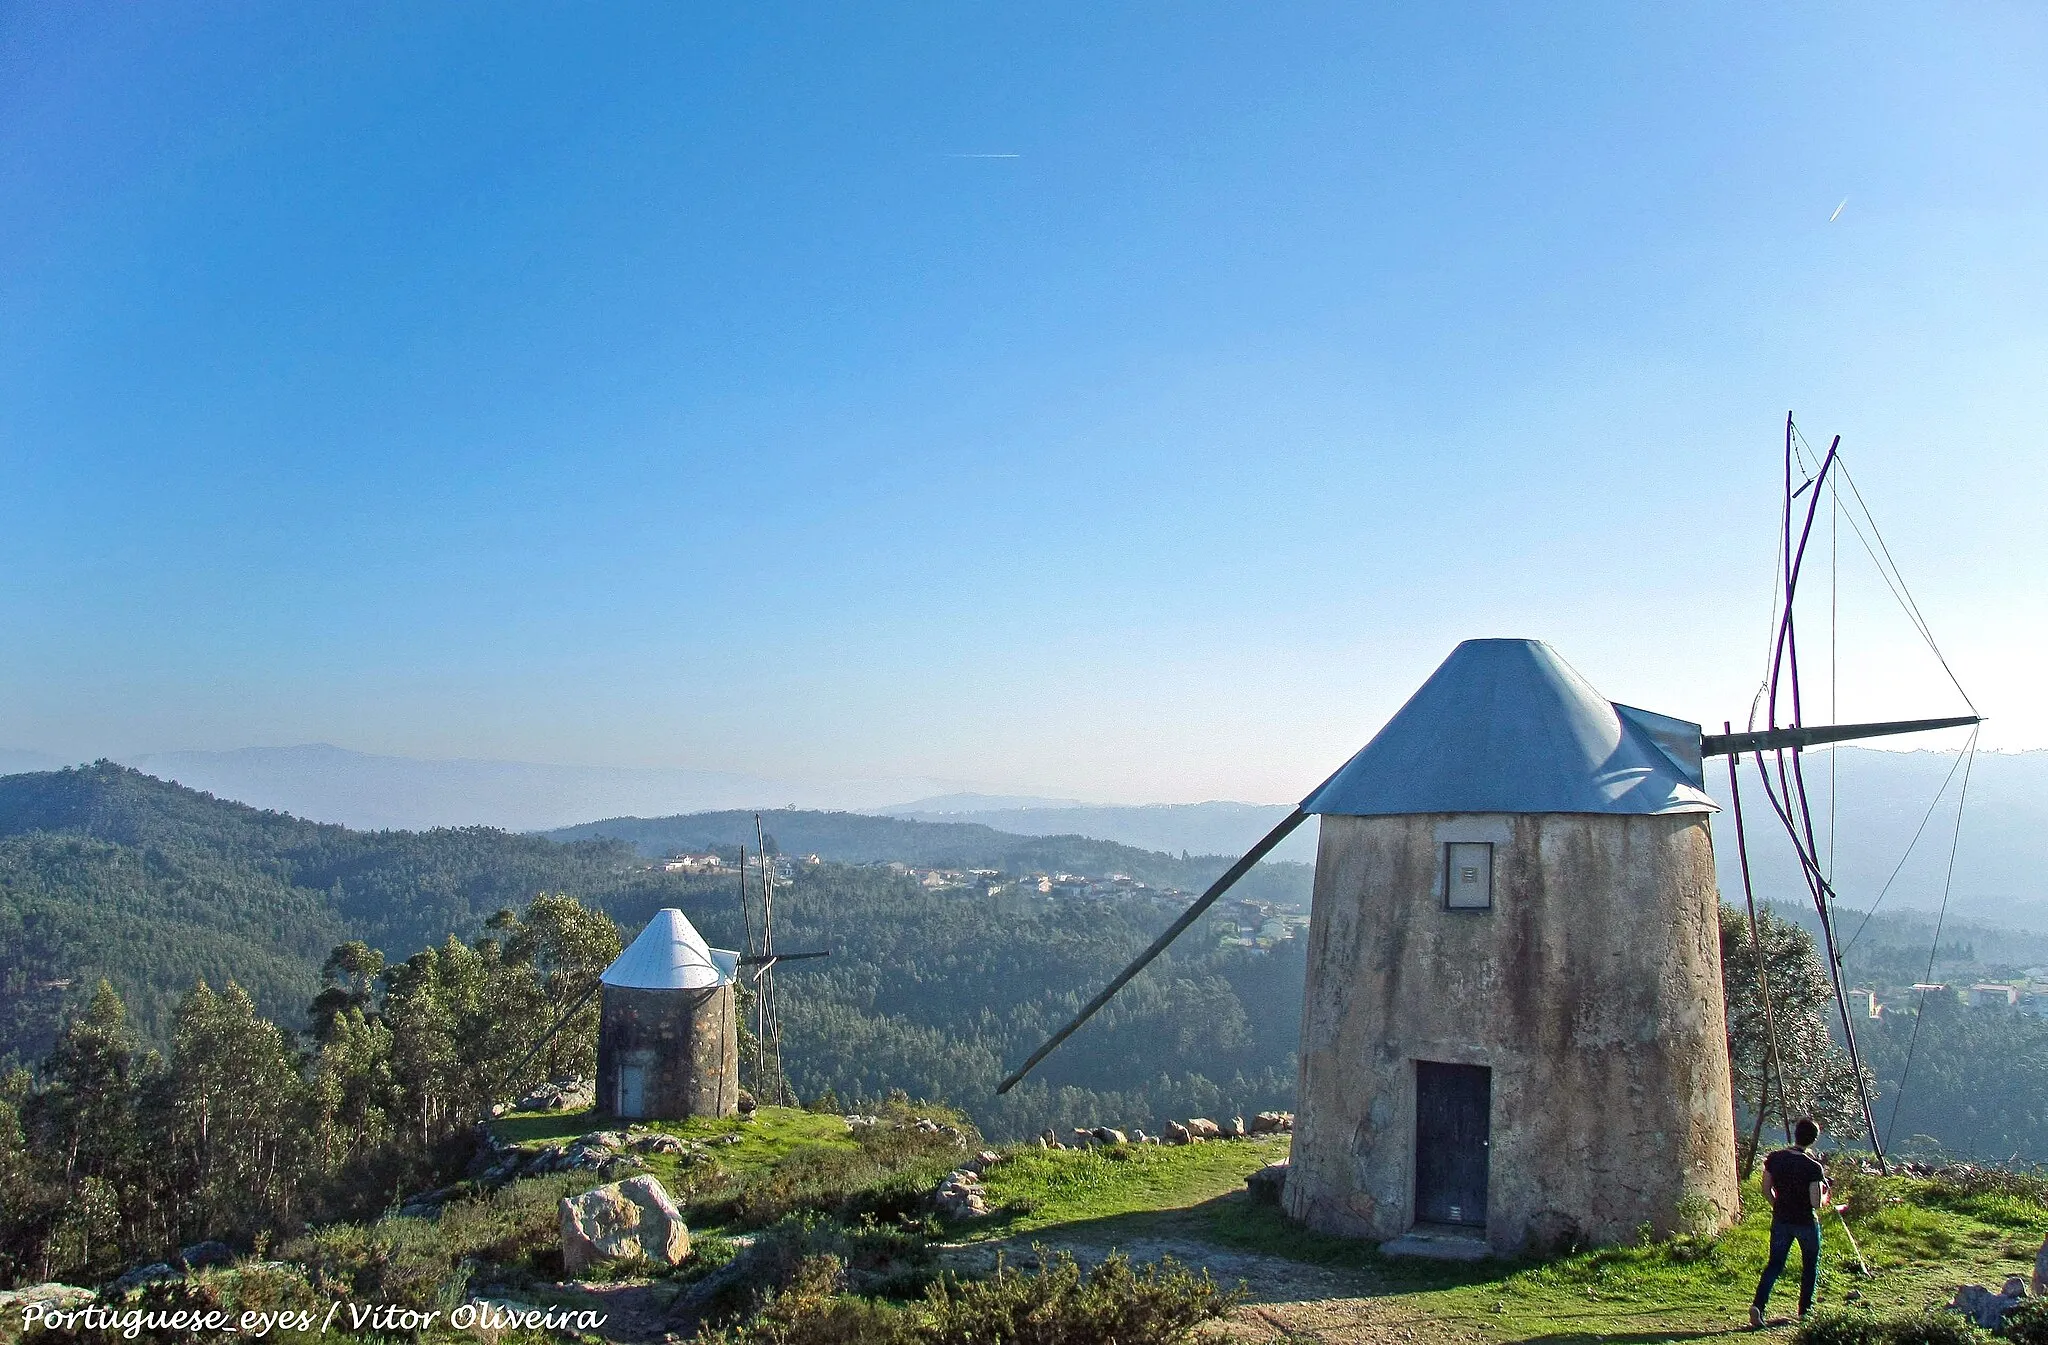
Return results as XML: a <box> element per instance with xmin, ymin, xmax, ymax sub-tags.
<box><xmin>1379</xmin><ymin>1225</ymin><xmax>1494</xmax><ymax>1261</ymax></box>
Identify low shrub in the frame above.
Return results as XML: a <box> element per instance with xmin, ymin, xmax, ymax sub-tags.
<box><xmin>1926</xmin><ymin>1166</ymin><xmax>2048</xmax><ymax>1209</ymax></box>
<box><xmin>1796</xmin><ymin>1308</ymin><xmax>1989</xmax><ymax>1345</ymax></box>
<box><xmin>919</xmin><ymin>1250</ymin><xmax>1239</xmax><ymax>1345</ymax></box>
<box><xmin>279</xmin><ymin>1171</ymin><xmax>590</xmax><ymax>1305</ymax></box>
<box><xmin>712</xmin><ymin>1253</ymin><xmax>920</xmax><ymax>1345</ymax></box>
<box><xmin>1793</xmin><ymin>1308</ymin><xmax>1887</xmax><ymax>1345</ymax></box>
<box><xmin>1884</xmin><ymin>1309</ymin><xmax>1990</xmax><ymax>1345</ymax></box>
<box><xmin>2000</xmin><ymin>1299</ymin><xmax>2048</xmax><ymax>1345</ymax></box>
<box><xmin>23</xmin><ymin>1265</ymin><xmax>328</xmax><ymax>1345</ymax></box>
<box><xmin>705</xmin><ymin>1249</ymin><xmax>1239</xmax><ymax>1345</ymax></box>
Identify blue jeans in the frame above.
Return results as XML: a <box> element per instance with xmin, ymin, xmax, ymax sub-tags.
<box><xmin>1754</xmin><ymin>1220</ymin><xmax>1821</xmax><ymax>1317</ymax></box>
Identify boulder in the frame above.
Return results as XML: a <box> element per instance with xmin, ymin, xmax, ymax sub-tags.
<box><xmin>2035</xmin><ymin>1233</ymin><xmax>2048</xmax><ymax>1299</ymax></box>
<box><xmin>1223</xmin><ymin>1116</ymin><xmax>1246</xmax><ymax>1139</ymax></box>
<box><xmin>176</xmin><ymin>1240</ymin><xmax>234</xmax><ymax>1271</ymax></box>
<box><xmin>631</xmin><ymin>1133</ymin><xmax>690</xmax><ymax>1155</ymax></box>
<box><xmin>1246</xmin><ymin>1162</ymin><xmax>1289</xmax><ymax>1205</ymax></box>
<box><xmin>559</xmin><ymin>1175</ymin><xmax>691</xmax><ymax>1274</ymax></box>
<box><xmin>1250</xmin><ymin>1111</ymin><xmax>1294</xmax><ymax>1134</ymax></box>
<box><xmin>1163</xmin><ymin>1121</ymin><xmax>1192</xmax><ymax>1146</ymax></box>
<box><xmin>1071</xmin><ymin>1128</ymin><xmax>1098</xmax><ymax>1147</ymax></box>
<box><xmin>1184</xmin><ymin>1118</ymin><xmax>1221</xmax><ymax>1140</ymax></box>
<box><xmin>966</xmin><ymin>1150</ymin><xmax>1003</xmax><ymax>1174</ymax></box>
<box><xmin>1129</xmin><ymin>1129</ymin><xmax>1149</xmax><ymax>1144</ymax></box>
<box><xmin>112</xmin><ymin>1262</ymin><xmax>178</xmax><ymax>1294</ymax></box>
<box><xmin>1091</xmin><ymin>1127</ymin><xmax>1128</xmax><ymax>1146</ymax></box>
<box><xmin>1037</xmin><ymin>1129</ymin><xmax>1058</xmax><ymax>1149</ymax></box>
<box><xmin>1951</xmin><ymin>1282</ymin><xmax>2030</xmax><ymax>1330</ymax></box>
<box><xmin>736</xmin><ymin>1092</ymin><xmax>758</xmax><ymax>1116</ymax></box>
<box><xmin>576</xmin><ymin>1131</ymin><xmax>630</xmax><ymax>1151</ymax></box>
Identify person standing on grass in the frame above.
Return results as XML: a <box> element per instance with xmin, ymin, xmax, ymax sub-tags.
<box><xmin>1751</xmin><ymin>1116</ymin><xmax>1830</xmax><ymax>1327</ymax></box>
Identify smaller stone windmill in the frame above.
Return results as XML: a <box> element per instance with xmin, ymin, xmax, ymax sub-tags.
<box><xmin>596</xmin><ymin>908</ymin><xmax>742</xmax><ymax>1120</ymax></box>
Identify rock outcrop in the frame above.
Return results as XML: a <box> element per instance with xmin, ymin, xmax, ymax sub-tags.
<box><xmin>933</xmin><ymin>1169</ymin><xmax>989</xmax><ymax>1218</ymax></box>
<box><xmin>514</xmin><ymin>1079</ymin><xmax>592</xmax><ymax>1112</ymax></box>
<box><xmin>1951</xmin><ymin>1279</ymin><xmax>2032</xmax><ymax>1330</ymax></box>
<box><xmin>559</xmin><ymin>1175</ymin><xmax>692</xmax><ymax>1274</ymax></box>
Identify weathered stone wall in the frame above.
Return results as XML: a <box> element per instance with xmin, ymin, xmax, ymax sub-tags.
<box><xmin>1283</xmin><ymin>812</ymin><xmax>1738</xmax><ymax>1253</ymax></box>
<box><xmin>596</xmin><ymin>984</ymin><xmax>739</xmax><ymax>1120</ymax></box>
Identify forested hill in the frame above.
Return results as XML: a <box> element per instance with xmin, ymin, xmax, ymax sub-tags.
<box><xmin>544</xmin><ymin>809</ymin><xmax>1314</xmax><ymax>906</ymax></box>
<box><xmin>0</xmin><ymin>766</ymin><xmax>1306</xmax><ymax>1099</ymax></box>
<box><xmin>0</xmin><ymin>764</ymin><xmax>678</xmax><ymax>1057</ymax></box>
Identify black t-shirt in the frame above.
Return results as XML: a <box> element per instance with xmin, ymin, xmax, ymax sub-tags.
<box><xmin>1764</xmin><ymin>1146</ymin><xmax>1826</xmax><ymax>1224</ymax></box>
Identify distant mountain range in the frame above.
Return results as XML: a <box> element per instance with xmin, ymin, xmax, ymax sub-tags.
<box><xmin>5</xmin><ymin>742</ymin><xmax>2041</xmax><ymax>928</ymax></box>
<box><xmin>0</xmin><ymin>744</ymin><xmax>963</xmax><ymax>832</ymax></box>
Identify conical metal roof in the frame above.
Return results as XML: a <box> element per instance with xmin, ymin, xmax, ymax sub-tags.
<box><xmin>601</xmin><ymin>908</ymin><xmax>740</xmax><ymax>990</ymax></box>
<box><xmin>1300</xmin><ymin>638</ymin><xmax>1716</xmax><ymax>818</ymax></box>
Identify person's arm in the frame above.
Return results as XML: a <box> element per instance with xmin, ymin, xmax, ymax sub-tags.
<box><xmin>1809</xmin><ymin>1171</ymin><xmax>1830</xmax><ymax>1213</ymax></box>
<box><xmin>1761</xmin><ymin>1161</ymin><xmax>1777</xmax><ymax>1205</ymax></box>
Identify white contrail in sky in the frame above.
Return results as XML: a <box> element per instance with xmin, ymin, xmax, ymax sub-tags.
<box><xmin>1830</xmin><ymin>198</ymin><xmax>1848</xmax><ymax>222</ymax></box>
<box><xmin>946</xmin><ymin>153</ymin><xmax>1021</xmax><ymax>159</ymax></box>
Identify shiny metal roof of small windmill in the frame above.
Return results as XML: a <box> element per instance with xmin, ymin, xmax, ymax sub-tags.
<box><xmin>601</xmin><ymin>908</ymin><xmax>740</xmax><ymax>990</ymax></box>
<box><xmin>1300</xmin><ymin>638</ymin><xmax>1716</xmax><ymax>817</ymax></box>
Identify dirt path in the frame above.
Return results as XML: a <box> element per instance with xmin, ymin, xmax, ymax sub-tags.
<box><xmin>561</xmin><ymin>1278</ymin><xmax>682</xmax><ymax>1342</ymax></box>
<box><xmin>939</xmin><ymin>1225</ymin><xmax>1479</xmax><ymax>1345</ymax></box>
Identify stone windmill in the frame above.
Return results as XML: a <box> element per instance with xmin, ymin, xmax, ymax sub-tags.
<box><xmin>1000</xmin><ymin>636</ymin><xmax>1976</xmax><ymax>1256</ymax></box>
<box><xmin>596</xmin><ymin>908</ymin><xmax>742</xmax><ymax>1120</ymax></box>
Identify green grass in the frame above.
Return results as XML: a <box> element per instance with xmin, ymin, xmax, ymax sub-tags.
<box><xmin>290</xmin><ymin>1117</ymin><xmax>2048</xmax><ymax>1345</ymax></box>
<box><xmin>1394</xmin><ymin>1173</ymin><xmax>2045</xmax><ymax>1344</ymax></box>
<box><xmin>966</xmin><ymin>1136</ymin><xmax>1288</xmax><ymax>1237</ymax></box>
<box><xmin>960</xmin><ymin>1145</ymin><xmax>2048</xmax><ymax>1345</ymax></box>
<box><xmin>491</xmin><ymin>1104</ymin><xmax>863</xmax><ymax>1193</ymax></box>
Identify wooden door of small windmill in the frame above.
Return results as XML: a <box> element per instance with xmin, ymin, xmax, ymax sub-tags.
<box><xmin>618</xmin><ymin>1065</ymin><xmax>646</xmax><ymax>1118</ymax></box>
<box><xmin>1414</xmin><ymin>1062</ymin><xmax>1490</xmax><ymax>1227</ymax></box>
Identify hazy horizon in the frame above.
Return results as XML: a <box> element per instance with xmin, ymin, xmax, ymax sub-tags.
<box><xmin>4</xmin><ymin>736</ymin><xmax>2037</xmax><ymax>819</ymax></box>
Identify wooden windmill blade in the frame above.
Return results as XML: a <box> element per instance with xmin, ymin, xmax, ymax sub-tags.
<box><xmin>996</xmin><ymin>807</ymin><xmax>1309</xmax><ymax>1094</ymax></box>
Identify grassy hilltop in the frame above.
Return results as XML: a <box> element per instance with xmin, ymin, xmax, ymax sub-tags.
<box><xmin>71</xmin><ymin>1102</ymin><xmax>2048</xmax><ymax>1344</ymax></box>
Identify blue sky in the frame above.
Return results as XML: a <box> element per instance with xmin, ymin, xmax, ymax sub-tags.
<box><xmin>2</xmin><ymin>3</ymin><xmax>2041</xmax><ymax>802</ymax></box>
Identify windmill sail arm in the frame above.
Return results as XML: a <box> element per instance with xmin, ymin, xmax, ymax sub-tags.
<box><xmin>1701</xmin><ymin>715</ymin><xmax>1981</xmax><ymax>758</ymax></box>
<box><xmin>490</xmin><ymin>976</ymin><xmax>603</xmax><ymax>1112</ymax></box>
<box><xmin>995</xmin><ymin>807</ymin><xmax>1308</xmax><ymax>1095</ymax></box>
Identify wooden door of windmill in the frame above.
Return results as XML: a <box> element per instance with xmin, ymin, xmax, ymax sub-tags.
<box><xmin>1414</xmin><ymin>1062</ymin><xmax>1490</xmax><ymax>1227</ymax></box>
